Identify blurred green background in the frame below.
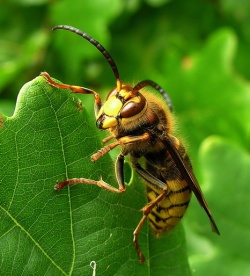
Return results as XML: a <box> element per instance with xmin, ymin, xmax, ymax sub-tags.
<box><xmin>1</xmin><ymin>0</ymin><xmax>250</xmax><ymax>275</ymax></box>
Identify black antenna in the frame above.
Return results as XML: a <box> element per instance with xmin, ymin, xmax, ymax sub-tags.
<box><xmin>52</xmin><ymin>25</ymin><xmax>122</xmax><ymax>91</ymax></box>
<box><xmin>132</xmin><ymin>80</ymin><xmax>173</xmax><ymax>112</ymax></box>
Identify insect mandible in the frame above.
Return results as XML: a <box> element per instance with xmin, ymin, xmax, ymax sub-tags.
<box><xmin>41</xmin><ymin>25</ymin><xmax>220</xmax><ymax>263</ymax></box>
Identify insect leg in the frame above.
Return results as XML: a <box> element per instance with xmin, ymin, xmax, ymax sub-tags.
<box><xmin>102</xmin><ymin>136</ymin><xmax>114</xmax><ymax>144</ymax></box>
<box><xmin>54</xmin><ymin>139</ymin><xmax>126</xmax><ymax>192</ymax></box>
<box><xmin>91</xmin><ymin>140</ymin><xmax>121</xmax><ymax>162</ymax></box>
<box><xmin>54</xmin><ymin>177</ymin><xmax>125</xmax><ymax>193</ymax></box>
<box><xmin>91</xmin><ymin>133</ymin><xmax>150</xmax><ymax>161</ymax></box>
<box><xmin>56</xmin><ymin>134</ymin><xmax>150</xmax><ymax>193</ymax></box>
<box><xmin>133</xmin><ymin>189</ymin><xmax>167</xmax><ymax>263</ymax></box>
<box><xmin>40</xmin><ymin>72</ymin><xmax>102</xmax><ymax>115</ymax></box>
<box><xmin>131</xmin><ymin>156</ymin><xmax>168</xmax><ymax>263</ymax></box>
<box><xmin>115</xmin><ymin>154</ymin><xmax>125</xmax><ymax>191</ymax></box>
<box><xmin>54</xmin><ymin>153</ymin><xmax>126</xmax><ymax>192</ymax></box>
<box><xmin>130</xmin><ymin>157</ymin><xmax>169</xmax><ymax>263</ymax></box>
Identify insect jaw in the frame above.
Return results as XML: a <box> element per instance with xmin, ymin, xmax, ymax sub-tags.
<box><xmin>96</xmin><ymin>114</ymin><xmax>118</xmax><ymax>129</ymax></box>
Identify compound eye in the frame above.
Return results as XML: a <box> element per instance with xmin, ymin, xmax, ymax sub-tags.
<box><xmin>120</xmin><ymin>94</ymin><xmax>146</xmax><ymax>118</ymax></box>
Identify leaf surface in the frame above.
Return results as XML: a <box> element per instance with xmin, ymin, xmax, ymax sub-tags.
<box><xmin>0</xmin><ymin>76</ymin><xmax>190</xmax><ymax>275</ymax></box>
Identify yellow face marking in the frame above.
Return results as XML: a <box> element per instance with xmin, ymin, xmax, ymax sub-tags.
<box><xmin>103</xmin><ymin>95</ymin><xmax>122</xmax><ymax>117</ymax></box>
<box><xmin>101</xmin><ymin>117</ymin><xmax>118</xmax><ymax>129</ymax></box>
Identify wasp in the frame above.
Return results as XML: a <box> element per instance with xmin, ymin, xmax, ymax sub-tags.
<box><xmin>41</xmin><ymin>25</ymin><xmax>220</xmax><ymax>263</ymax></box>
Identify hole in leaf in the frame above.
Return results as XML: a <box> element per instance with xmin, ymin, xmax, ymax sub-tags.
<box><xmin>124</xmin><ymin>161</ymin><xmax>133</xmax><ymax>184</ymax></box>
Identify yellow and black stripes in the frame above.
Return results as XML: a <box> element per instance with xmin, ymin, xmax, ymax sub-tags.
<box><xmin>146</xmin><ymin>180</ymin><xmax>191</xmax><ymax>234</ymax></box>
<box><xmin>144</xmin><ymin>136</ymin><xmax>192</xmax><ymax>235</ymax></box>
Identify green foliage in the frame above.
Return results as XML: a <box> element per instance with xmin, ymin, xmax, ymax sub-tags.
<box><xmin>1</xmin><ymin>0</ymin><xmax>250</xmax><ymax>275</ymax></box>
<box><xmin>0</xmin><ymin>76</ymin><xmax>190</xmax><ymax>275</ymax></box>
<box><xmin>193</xmin><ymin>136</ymin><xmax>250</xmax><ymax>275</ymax></box>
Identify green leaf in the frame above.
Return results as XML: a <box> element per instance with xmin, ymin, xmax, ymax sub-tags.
<box><xmin>0</xmin><ymin>76</ymin><xmax>190</xmax><ymax>275</ymax></box>
<box><xmin>187</xmin><ymin>136</ymin><xmax>250</xmax><ymax>275</ymax></box>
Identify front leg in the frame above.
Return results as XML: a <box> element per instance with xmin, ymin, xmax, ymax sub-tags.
<box><xmin>40</xmin><ymin>72</ymin><xmax>102</xmax><ymax>116</ymax></box>
<box><xmin>55</xmin><ymin>133</ymin><xmax>150</xmax><ymax>193</ymax></box>
<box><xmin>91</xmin><ymin>132</ymin><xmax>150</xmax><ymax>161</ymax></box>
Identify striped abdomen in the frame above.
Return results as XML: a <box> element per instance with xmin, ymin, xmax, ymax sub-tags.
<box><xmin>145</xmin><ymin>136</ymin><xmax>192</xmax><ymax>235</ymax></box>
